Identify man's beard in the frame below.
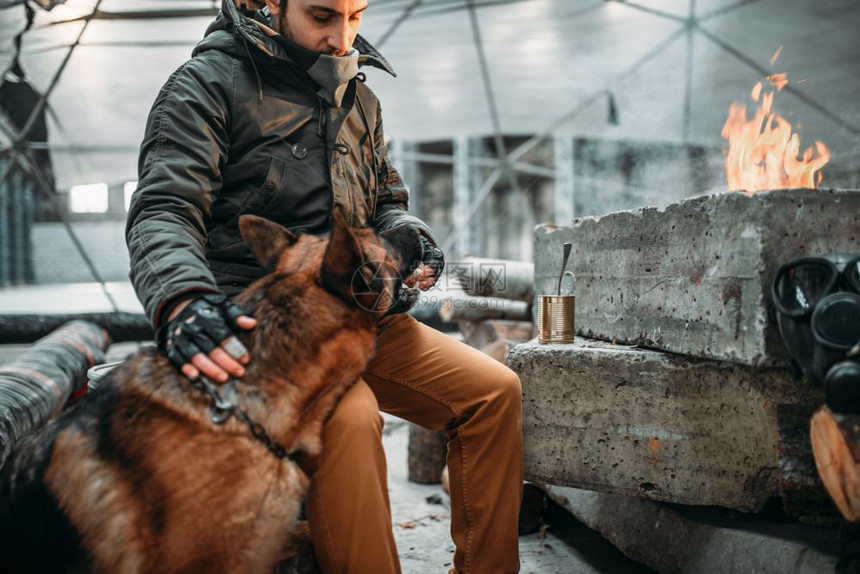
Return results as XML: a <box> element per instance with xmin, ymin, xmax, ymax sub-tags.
<box><xmin>278</xmin><ymin>12</ymin><xmax>294</xmax><ymax>42</ymax></box>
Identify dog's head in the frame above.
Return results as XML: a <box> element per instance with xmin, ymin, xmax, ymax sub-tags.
<box><xmin>238</xmin><ymin>211</ymin><xmax>419</xmax><ymax>315</ymax></box>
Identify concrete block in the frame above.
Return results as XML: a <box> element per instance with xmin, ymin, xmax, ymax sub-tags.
<box><xmin>534</xmin><ymin>188</ymin><xmax>860</xmax><ymax>366</ymax></box>
<box><xmin>543</xmin><ymin>485</ymin><xmax>844</xmax><ymax>574</ymax></box>
<box><xmin>508</xmin><ymin>339</ymin><xmax>824</xmax><ymax>512</ymax></box>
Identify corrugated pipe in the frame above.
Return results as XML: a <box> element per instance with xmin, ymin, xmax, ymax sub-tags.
<box><xmin>0</xmin><ymin>321</ymin><xmax>110</xmax><ymax>469</ymax></box>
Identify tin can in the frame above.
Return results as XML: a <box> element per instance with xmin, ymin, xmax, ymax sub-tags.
<box><xmin>537</xmin><ymin>295</ymin><xmax>575</xmax><ymax>344</ymax></box>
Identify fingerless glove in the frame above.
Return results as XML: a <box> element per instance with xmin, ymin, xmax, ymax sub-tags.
<box><xmin>156</xmin><ymin>294</ymin><xmax>252</xmax><ymax>370</ymax></box>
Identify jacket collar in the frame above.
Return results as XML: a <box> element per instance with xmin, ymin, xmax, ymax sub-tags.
<box><xmin>211</xmin><ymin>0</ymin><xmax>396</xmax><ymax>78</ymax></box>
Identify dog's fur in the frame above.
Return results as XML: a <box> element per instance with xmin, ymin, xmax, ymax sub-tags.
<box><xmin>0</xmin><ymin>212</ymin><xmax>421</xmax><ymax>574</ymax></box>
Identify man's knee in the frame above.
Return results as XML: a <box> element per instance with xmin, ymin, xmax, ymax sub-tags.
<box><xmin>472</xmin><ymin>360</ymin><xmax>522</xmax><ymax>415</ymax></box>
<box><xmin>495</xmin><ymin>366</ymin><xmax>523</xmax><ymax>411</ymax></box>
<box><xmin>323</xmin><ymin>380</ymin><xmax>384</xmax><ymax>441</ymax></box>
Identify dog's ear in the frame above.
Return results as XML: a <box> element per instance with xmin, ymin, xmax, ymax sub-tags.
<box><xmin>239</xmin><ymin>215</ymin><xmax>299</xmax><ymax>272</ymax></box>
<box><xmin>321</xmin><ymin>210</ymin><xmax>365</xmax><ymax>302</ymax></box>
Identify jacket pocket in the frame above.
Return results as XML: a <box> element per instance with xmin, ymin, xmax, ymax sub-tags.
<box><xmin>208</xmin><ymin>156</ymin><xmax>287</xmax><ymax>249</ymax></box>
<box><xmin>336</xmin><ymin>153</ymin><xmax>372</xmax><ymax>227</ymax></box>
<box><xmin>232</xmin><ymin>156</ymin><xmax>287</xmax><ymax>224</ymax></box>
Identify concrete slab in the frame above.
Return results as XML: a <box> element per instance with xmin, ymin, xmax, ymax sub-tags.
<box><xmin>507</xmin><ymin>339</ymin><xmax>824</xmax><ymax>512</ymax></box>
<box><xmin>534</xmin><ymin>188</ymin><xmax>860</xmax><ymax>366</ymax></box>
<box><xmin>543</xmin><ymin>485</ymin><xmax>846</xmax><ymax>574</ymax></box>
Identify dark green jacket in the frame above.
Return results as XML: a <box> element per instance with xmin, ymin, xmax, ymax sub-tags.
<box><xmin>127</xmin><ymin>0</ymin><xmax>433</xmax><ymax>327</ymax></box>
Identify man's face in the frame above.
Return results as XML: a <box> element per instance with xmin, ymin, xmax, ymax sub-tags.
<box><xmin>265</xmin><ymin>0</ymin><xmax>368</xmax><ymax>56</ymax></box>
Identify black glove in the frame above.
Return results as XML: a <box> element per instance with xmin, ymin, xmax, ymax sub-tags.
<box><xmin>386</xmin><ymin>285</ymin><xmax>420</xmax><ymax>315</ymax></box>
<box><xmin>386</xmin><ymin>235</ymin><xmax>445</xmax><ymax>316</ymax></box>
<box><xmin>156</xmin><ymin>294</ymin><xmax>252</xmax><ymax>371</ymax></box>
<box><xmin>417</xmin><ymin>235</ymin><xmax>445</xmax><ymax>280</ymax></box>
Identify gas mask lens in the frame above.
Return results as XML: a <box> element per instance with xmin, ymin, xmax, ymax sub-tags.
<box><xmin>846</xmin><ymin>255</ymin><xmax>860</xmax><ymax>294</ymax></box>
<box><xmin>812</xmin><ymin>292</ymin><xmax>860</xmax><ymax>349</ymax></box>
<box><xmin>810</xmin><ymin>255</ymin><xmax>860</xmax><ymax>349</ymax></box>
<box><xmin>773</xmin><ymin>258</ymin><xmax>837</xmax><ymax>316</ymax></box>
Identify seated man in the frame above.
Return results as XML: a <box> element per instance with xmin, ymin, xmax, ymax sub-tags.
<box><xmin>126</xmin><ymin>1</ymin><xmax>524</xmax><ymax>572</ymax></box>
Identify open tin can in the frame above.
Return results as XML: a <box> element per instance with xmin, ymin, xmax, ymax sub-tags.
<box><xmin>537</xmin><ymin>295</ymin><xmax>575</xmax><ymax>344</ymax></box>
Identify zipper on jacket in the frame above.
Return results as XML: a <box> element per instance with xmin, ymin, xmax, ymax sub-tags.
<box><xmin>318</xmin><ymin>96</ymin><xmax>341</xmax><ymax>230</ymax></box>
<box><xmin>354</xmin><ymin>92</ymin><xmax>379</xmax><ymax>222</ymax></box>
<box><xmin>332</xmin><ymin>142</ymin><xmax>356</xmax><ymax>226</ymax></box>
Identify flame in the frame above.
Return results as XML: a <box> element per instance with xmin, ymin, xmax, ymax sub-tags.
<box><xmin>766</xmin><ymin>72</ymin><xmax>789</xmax><ymax>91</ymax></box>
<box><xmin>721</xmin><ymin>75</ymin><xmax>830</xmax><ymax>193</ymax></box>
<box><xmin>770</xmin><ymin>46</ymin><xmax>783</xmax><ymax>66</ymax></box>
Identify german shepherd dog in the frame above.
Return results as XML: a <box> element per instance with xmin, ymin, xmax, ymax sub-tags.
<box><xmin>0</xmin><ymin>212</ymin><xmax>420</xmax><ymax>573</ymax></box>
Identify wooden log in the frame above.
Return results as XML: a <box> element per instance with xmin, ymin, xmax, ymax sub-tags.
<box><xmin>811</xmin><ymin>406</ymin><xmax>860</xmax><ymax>522</ymax></box>
<box><xmin>0</xmin><ymin>312</ymin><xmax>153</xmax><ymax>345</ymax></box>
<box><xmin>518</xmin><ymin>483</ymin><xmax>546</xmax><ymax>535</ymax></box>
<box><xmin>439</xmin><ymin>294</ymin><xmax>531</xmax><ymax>323</ymax></box>
<box><xmin>776</xmin><ymin>404</ymin><xmax>838</xmax><ymax>521</ymax></box>
<box><xmin>0</xmin><ymin>321</ymin><xmax>110</xmax><ymax>468</ymax></box>
<box><xmin>458</xmin><ymin>319</ymin><xmax>535</xmax><ymax>363</ymax></box>
<box><xmin>450</xmin><ymin>257</ymin><xmax>534</xmax><ymax>304</ymax></box>
<box><xmin>407</xmin><ymin>295</ymin><xmax>459</xmax><ymax>333</ymax></box>
<box><xmin>407</xmin><ymin>423</ymin><xmax>447</xmax><ymax>484</ymax></box>
<box><xmin>458</xmin><ymin>320</ymin><xmax>535</xmax><ymax>351</ymax></box>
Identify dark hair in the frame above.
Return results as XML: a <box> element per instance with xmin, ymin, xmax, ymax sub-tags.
<box><xmin>279</xmin><ymin>0</ymin><xmax>287</xmax><ymax>33</ymax></box>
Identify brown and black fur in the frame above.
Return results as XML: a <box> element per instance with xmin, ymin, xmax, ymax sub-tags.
<box><xmin>0</xmin><ymin>212</ymin><xmax>421</xmax><ymax>574</ymax></box>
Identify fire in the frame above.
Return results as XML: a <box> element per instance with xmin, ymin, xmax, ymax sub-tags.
<box><xmin>721</xmin><ymin>70</ymin><xmax>830</xmax><ymax>193</ymax></box>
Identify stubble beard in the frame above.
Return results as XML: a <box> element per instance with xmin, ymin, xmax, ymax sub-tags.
<box><xmin>277</xmin><ymin>11</ymin><xmax>294</xmax><ymax>41</ymax></box>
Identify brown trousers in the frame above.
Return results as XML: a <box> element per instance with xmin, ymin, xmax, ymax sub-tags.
<box><xmin>306</xmin><ymin>312</ymin><xmax>524</xmax><ymax>574</ymax></box>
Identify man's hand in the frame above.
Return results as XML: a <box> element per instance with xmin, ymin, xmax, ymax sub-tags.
<box><xmin>405</xmin><ymin>235</ymin><xmax>444</xmax><ymax>291</ymax></box>
<box><xmin>157</xmin><ymin>294</ymin><xmax>257</xmax><ymax>382</ymax></box>
<box><xmin>406</xmin><ymin>263</ymin><xmax>439</xmax><ymax>291</ymax></box>
<box><xmin>386</xmin><ymin>233</ymin><xmax>444</xmax><ymax>315</ymax></box>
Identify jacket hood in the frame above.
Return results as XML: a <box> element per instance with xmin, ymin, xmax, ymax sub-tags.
<box><xmin>194</xmin><ymin>0</ymin><xmax>397</xmax><ymax>78</ymax></box>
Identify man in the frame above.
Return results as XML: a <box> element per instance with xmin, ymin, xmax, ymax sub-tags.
<box><xmin>126</xmin><ymin>1</ymin><xmax>524</xmax><ymax>572</ymax></box>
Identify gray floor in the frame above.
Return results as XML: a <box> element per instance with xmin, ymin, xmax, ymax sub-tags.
<box><xmin>382</xmin><ymin>414</ymin><xmax>653</xmax><ymax>574</ymax></box>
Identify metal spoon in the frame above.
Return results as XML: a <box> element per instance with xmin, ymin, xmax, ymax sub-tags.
<box><xmin>559</xmin><ymin>271</ymin><xmax>576</xmax><ymax>296</ymax></box>
<box><xmin>557</xmin><ymin>242</ymin><xmax>572</xmax><ymax>296</ymax></box>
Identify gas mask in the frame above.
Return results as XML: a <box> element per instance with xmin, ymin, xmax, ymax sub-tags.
<box><xmin>773</xmin><ymin>253</ymin><xmax>860</xmax><ymax>413</ymax></box>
